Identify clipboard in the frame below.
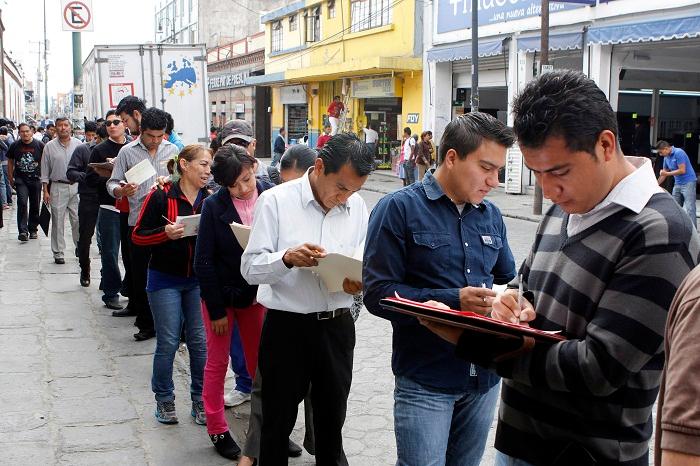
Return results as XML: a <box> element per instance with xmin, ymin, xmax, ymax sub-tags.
<box><xmin>379</xmin><ymin>296</ymin><xmax>565</xmax><ymax>345</ymax></box>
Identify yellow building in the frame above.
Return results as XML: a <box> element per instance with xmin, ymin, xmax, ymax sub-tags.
<box><xmin>249</xmin><ymin>0</ymin><xmax>423</xmax><ymax>155</ymax></box>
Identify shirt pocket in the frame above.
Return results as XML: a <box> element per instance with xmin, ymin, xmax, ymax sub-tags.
<box><xmin>479</xmin><ymin>232</ymin><xmax>503</xmax><ymax>270</ymax></box>
<box><xmin>413</xmin><ymin>232</ymin><xmax>452</xmax><ymax>250</ymax></box>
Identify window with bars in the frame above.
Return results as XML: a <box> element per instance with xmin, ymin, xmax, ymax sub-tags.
<box><xmin>350</xmin><ymin>0</ymin><xmax>391</xmax><ymax>33</ymax></box>
<box><xmin>328</xmin><ymin>0</ymin><xmax>336</xmax><ymax>18</ymax></box>
<box><xmin>305</xmin><ymin>7</ymin><xmax>320</xmax><ymax>43</ymax></box>
<box><xmin>271</xmin><ymin>21</ymin><xmax>282</xmax><ymax>52</ymax></box>
<box><xmin>289</xmin><ymin>14</ymin><xmax>297</xmax><ymax>31</ymax></box>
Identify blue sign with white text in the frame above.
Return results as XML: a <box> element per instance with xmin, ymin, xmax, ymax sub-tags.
<box><xmin>437</xmin><ymin>0</ymin><xmax>588</xmax><ymax>34</ymax></box>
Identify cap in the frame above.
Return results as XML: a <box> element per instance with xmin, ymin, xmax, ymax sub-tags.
<box><xmin>220</xmin><ymin>119</ymin><xmax>254</xmax><ymax>145</ymax></box>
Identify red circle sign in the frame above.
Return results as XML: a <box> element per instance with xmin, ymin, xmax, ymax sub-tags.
<box><xmin>63</xmin><ymin>1</ymin><xmax>91</xmax><ymax>30</ymax></box>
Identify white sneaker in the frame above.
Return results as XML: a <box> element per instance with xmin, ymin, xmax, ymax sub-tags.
<box><xmin>223</xmin><ymin>389</ymin><xmax>251</xmax><ymax>407</ymax></box>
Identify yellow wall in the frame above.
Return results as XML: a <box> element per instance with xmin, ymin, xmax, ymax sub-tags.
<box><xmin>401</xmin><ymin>71</ymin><xmax>423</xmax><ymax>136</ymax></box>
<box><xmin>271</xmin><ymin>87</ymin><xmax>284</xmax><ymax>130</ymax></box>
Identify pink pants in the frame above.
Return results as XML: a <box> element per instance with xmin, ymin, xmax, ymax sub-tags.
<box><xmin>201</xmin><ymin>301</ymin><xmax>266</xmax><ymax>435</ymax></box>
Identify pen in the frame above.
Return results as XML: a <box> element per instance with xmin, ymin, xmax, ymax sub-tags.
<box><xmin>517</xmin><ymin>274</ymin><xmax>524</xmax><ymax>324</ymax></box>
<box><xmin>162</xmin><ymin>215</ymin><xmax>175</xmax><ymax>224</ymax></box>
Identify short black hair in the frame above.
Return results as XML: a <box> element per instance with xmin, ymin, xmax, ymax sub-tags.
<box><xmin>403</xmin><ymin>127</ymin><xmax>411</xmax><ymax>136</ymax></box>
<box><xmin>0</xmin><ymin>127</ymin><xmax>7</xmax><ymax>135</ymax></box>
<box><xmin>211</xmin><ymin>143</ymin><xmax>255</xmax><ymax>187</ymax></box>
<box><xmin>280</xmin><ymin>145</ymin><xmax>317</xmax><ymax>173</ymax></box>
<box><xmin>318</xmin><ymin>132</ymin><xmax>374</xmax><ymax>177</ymax></box>
<box><xmin>84</xmin><ymin>121</ymin><xmax>97</xmax><ymax>132</ymax></box>
<box><xmin>656</xmin><ymin>140</ymin><xmax>671</xmax><ymax>150</ymax></box>
<box><xmin>513</xmin><ymin>70</ymin><xmax>619</xmax><ymax>155</ymax></box>
<box><xmin>46</xmin><ymin>123</ymin><xmax>55</xmax><ymax>129</ymax></box>
<box><xmin>18</xmin><ymin>123</ymin><xmax>30</xmax><ymax>131</ymax></box>
<box><xmin>438</xmin><ymin>112</ymin><xmax>514</xmax><ymax>164</ymax></box>
<box><xmin>165</xmin><ymin>112</ymin><xmax>174</xmax><ymax>135</ymax></box>
<box><xmin>95</xmin><ymin>123</ymin><xmax>108</xmax><ymax>139</ymax></box>
<box><xmin>140</xmin><ymin>107</ymin><xmax>169</xmax><ymax>132</ymax></box>
<box><xmin>55</xmin><ymin>117</ymin><xmax>71</xmax><ymax>126</ymax></box>
<box><xmin>115</xmin><ymin>96</ymin><xmax>147</xmax><ymax>117</ymax></box>
<box><xmin>105</xmin><ymin>110</ymin><xmax>117</xmax><ymax>118</ymax></box>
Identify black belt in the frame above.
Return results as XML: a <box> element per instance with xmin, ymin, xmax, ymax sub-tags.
<box><xmin>52</xmin><ymin>180</ymin><xmax>74</xmax><ymax>184</ymax></box>
<box><xmin>314</xmin><ymin>308</ymin><xmax>350</xmax><ymax>320</ymax></box>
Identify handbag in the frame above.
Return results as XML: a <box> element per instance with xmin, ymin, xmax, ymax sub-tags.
<box><xmin>39</xmin><ymin>201</ymin><xmax>51</xmax><ymax>236</ymax></box>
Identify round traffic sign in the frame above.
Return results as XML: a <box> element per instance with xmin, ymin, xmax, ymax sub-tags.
<box><xmin>63</xmin><ymin>1</ymin><xmax>91</xmax><ymax>31</ymax></box>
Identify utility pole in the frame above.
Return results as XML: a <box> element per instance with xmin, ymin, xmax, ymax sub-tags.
<box><xmin>43</xmin><ymin>0</ymin><xmax>49</xmax><ymax>116</ymax></box>
<box><xmin>533</xmin><ymin>0</ymin><xmax>549</xmax><ymax>215</ymax></box>
<box><xmin>72</xmin><ymin>33</ymin><xmax>81</xmax><ymax>88</ymax></box>
<box><xmin>470</xmin><ymin>0</ymin><xmax>479</xmax><ymax>112</ymax></box>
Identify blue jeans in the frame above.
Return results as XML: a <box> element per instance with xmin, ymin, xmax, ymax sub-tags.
<box><xmin>0</xmin><ymin>164</ymin><xmax>6</xmax><ymax>206</ymax></box>
<box><xmin>672</xmin><ymin>181</ymin><xmax>697</xmax><ymax>228</ymax></box>
<box><xmin>147</xmin><ymin>282</ymin><xmax>207</xmax><ymax>402</ymax></box>
<box><xmin>230</xmin><ymin>322</ymin><xmax>252</xmax><ymax>393</ymax></box>
<box><xmin>97</xmin><ymin>209</ymin><xmax>122</xmax><ymax>301</ymax></box>
<box><xmin>394</xmin><ymin>376</ymin><xmax>500</xmax><ymax>466</ymax></box>
<box><xmin>1</xmin><ymin>164</ymin><xmax>11</xmax><ymax>205</ymax></box>
<box><xmin>495</xmin><ymin>451</ymin><xmax>536</xmax><ymax>466</ymax></box>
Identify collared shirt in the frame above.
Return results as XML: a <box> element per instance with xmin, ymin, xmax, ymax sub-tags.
<box><xmin>363</xmin><ymin>171</ymin><xmax>516</xmax><ymax>391</ymax></box>
<box><xmin>106</xmin><ymin>139</ymin><xmax>177</xmax><ymax>226</ymax></box>
<box><xmin>240</xmin><ymin>169</ymin><xmax>369</xmax><ymax>314</ymax></box>
<box><xmin>663</xmin><ymin>146</ymin><xmax>697</xmax><ymax>185</ymax></box>
<box><xmin>40</xmin><ymin>137</ymin><xmax>82</xmax><ymax>183</ymax></box>
<box><xmin>567</xmin><ymin>156</ymin><xmax>665</xmax><ymax>236</ymax></box>
<box><xmin>364</xmin><ymin>127</ymin><xmax>379</xmax><ymax>144</ymax></box>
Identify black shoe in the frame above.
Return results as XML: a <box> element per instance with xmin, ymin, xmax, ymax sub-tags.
<box><xmin>133</xmin><ymin>329</ymin><xmax>155</xmax><ymax>341</ymax></box>
<box><xmin>288</xmin><ymin>438</ymin><xmax>303</xmax><ymax>457</ymax></box>
<box><xmin>54</xmin><ymin>257</ymin><xmax>65</xmax><ymax>264</ymax></box>
<box><xmin>111</xmin><ymin>307</ymin><xmax>137</xmax><ymax>317</ymax></box>
<box><xmin>80</xmin><ymin>274</ymin><xmax>90</xmax><ymax>287</ymax></box>
<box><xmin>29</xmin><ymin>232</ymin><xmax>38</xmax><ymax>239</ymax></box>
<box><xmin>104</xmin><ymin>298</ymin><xmax>123</xmax><ymax>311</ymax></box>
<box><xmin>75</xmin><ymin>247</ymin><xmax>79</xmax><ymax>258</ymax></box>
<box><xmin>209</xmin><ymin>431</ymin><xmax>241</xmax><ymax>460</ymax></box>
<box><xmin>18</xmin><ymin>233</ymin><xmax>28</xmax><ymax>242</ymax></box>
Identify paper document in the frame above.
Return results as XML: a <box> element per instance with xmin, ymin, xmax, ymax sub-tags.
<box><xmin>124</xmin><ymin>159</ymin><xmax>157</xmax><ymax>185</ymax></box>
<box><xmin>230</xmin><ymin>221</ymin><xmax>251</xmax><ymax>249</ymax></box>
<box><xmin>88</xmin><ymin>162</ymin><xmax>114</xmax><ymax>176</ymax></box>
<box><xmin>312</xmin><ymin>253</ymin><xmax>363</xmax><ymax>293</ymax></box>
<box><xmin>175</xmin><ymin>214</ymin><xmax>201</xmax><ymax>237</ymax></box>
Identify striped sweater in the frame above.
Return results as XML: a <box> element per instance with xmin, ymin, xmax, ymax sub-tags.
<box><xmin>462</xmin><ymin>193</ymin><xmax>700</xmax><ymax>466</ymax></box>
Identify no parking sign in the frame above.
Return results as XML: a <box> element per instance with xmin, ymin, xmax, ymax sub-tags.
<box><xmin>62</xmin><ymin>0</ymin><xmax>93</xmax><ymax>32</ymax></box>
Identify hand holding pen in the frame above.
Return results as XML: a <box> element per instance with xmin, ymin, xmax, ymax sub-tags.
<box><xmin>491</xmin><ymin>274</ymin><xmax>537</xmax><ymax>325</ymax></box>
<box><xmin>162</xmin><ymin>215</ymin><xmax>186</xmax><ymax>240</ymax></box>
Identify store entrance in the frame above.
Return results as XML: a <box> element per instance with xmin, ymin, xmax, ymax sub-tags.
<box><xmin>365</xmin><ymin>97</ymin><xmax>402</xmax><ymax>163</ymax></box>
<box><xmin>285</xmin><ymin>104</ymin><xmax>308</xmax><ymax>144</ymax></box>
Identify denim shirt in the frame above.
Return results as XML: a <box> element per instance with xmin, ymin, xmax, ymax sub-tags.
<box><xmin>363</xmin><ymin>171</ymin><xmax>516</xmax><ymax>392</ymax></box>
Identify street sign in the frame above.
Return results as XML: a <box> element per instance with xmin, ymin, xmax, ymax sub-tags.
<box><xmin>505</xmin><ymin>145</ymin><xmax>524</xmax><ymax>195</ymax></box>
<box><xmin>62</xmin><ymin>0</ymin><xmax>93</xmax><ymax>32</ymax></box>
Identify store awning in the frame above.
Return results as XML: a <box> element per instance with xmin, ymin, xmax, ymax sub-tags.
<box><xmin>518</xmin><ymin>32</ymin><xmax>583</xmax><ymax>53</ymax></box>
<box><xmin>587</xmin><ymin>15</ymin><xmax>700</xmax><ymax>45</ymax></box>
<box><xmin>245</xmin><ymin>72</ymin><xmax>286</xmax><ymax>86</ymax></box>
<box><xmin>283</xmin><ymin>56</ymin><xmax>422</xmax><ymax>82</ymax></box>
<box><xmin>426</xmin><ymin>39</ymin><xmax>504</xmax><ymax>63</ymax></box>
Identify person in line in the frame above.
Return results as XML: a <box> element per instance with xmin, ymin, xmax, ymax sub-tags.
<box><xmin>83</xmin><ymin>122</ymin><xmax>97</xmax><ymax>144</ymax></box>
<box><xmin>363</xmin><ymin>113</ymin><xmax>517</xmax><ymax>466</ymax></box>
<box><xmin>327</xmin><ymin>96</ymin><xmax>345</xmax><ymax>136</ymax></box>
<box><xmin>0</xmin><ymin>127</ymin><xmax>10</xmax><ymax>209</ymax></box>
<box><xmin>657</xmin><ymin>140</ymin><xmax>697</xmax><ymax>228</ymax></box>
<box><xmin>241</xmin><ymin>133</ymin><xmax>373</xmax><ymax>465</ymax></box>
<box><xmin>316</xmin><ymin>124</ymin><xmax>332</xmax><ymax>149</ymax></box>
<box><xmin>42</xmin><ymin>123</ymin><xmax>56</xmax><ymax>144</ymax></box>
<box><xmin>132</xmin><ymin>144</ymin><xmax>211</xmax><ymax>425</ymax></box>
<box><xmin>108</xmin><ymin>107</ymin><xmax>178</xmax><ymax>342</ymax></box>
<box><xmin>399</xmin><ymin>127</ymin><xmax>415</xmax><ymax>186</ymax></box>
<box><xmin>6</xmin><ymin>123</ymin><xmax>43</xmax><ymax>241</ymax></box>
<box><xmin>41</xmin><ymin>117</ymin><xmax>81</xmax><ymax>264</ymax></box>
<box><xmin>194</xmin><ymin>144</ymin><xmax>273</xmax><ymax>460</ymax></box>
<box><xmin>421</xmin><ymin>70</ymin><xmax>700</xmax><ymax>466</ymax></box>
<box><xmin>272</xmin><ymin>127</ymin><xmax>287</xmax><ymax>168</ymax></box>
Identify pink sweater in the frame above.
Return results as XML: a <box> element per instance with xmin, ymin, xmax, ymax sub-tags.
<box><xmin>231</xmin><ymin>189</ymin><xmax>258</xmax><ymax>226</ymax></box>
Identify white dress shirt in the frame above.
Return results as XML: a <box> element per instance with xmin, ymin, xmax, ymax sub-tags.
<box><xmin>364</xmin><ymin>127</ymin><xmax>379</xmax><ymax>144</ymax></box>
<box><xmin>240</xmin><ymin>170</ymin><xmax>369</xmax><ymax>314</ymax></box>
<box><xmin>567</xmin><ymin>156</ymin><xmax>664</xmax><ymax>236</ymax></box>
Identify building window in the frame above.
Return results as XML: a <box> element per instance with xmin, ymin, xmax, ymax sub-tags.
<box><xmin>305</xmin><ymin>7</ymin><xmax>320</xmax><ymax>43</ymax></box>
<box><xmin>271</xmin><ymin>21</ymin><xmax>282</xmax><ymax>52</ymax></box>
<box><xmin>328</xmin><ymin>0</ymin><xmax>336</xmax><ymax>19</ymax></box>
<box><xmin>350</xmin><ymin>0</ymin><xmax>391</xmax><ymax>32</ymax></box>
<box><xmin>289</xmin><ymin>14</ymin><xmax>297</xmax><ymax>32</ymax></box>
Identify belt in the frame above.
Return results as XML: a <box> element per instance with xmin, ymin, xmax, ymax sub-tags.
<box><xmin>314</xmin><ymin>308</ymin><xmax>350</xmax><ymax>320</ymax></box>
<box><xmin>53</xmin><ymin>180</ymin><xmax>73</xmax><ymax>184</ymax></box>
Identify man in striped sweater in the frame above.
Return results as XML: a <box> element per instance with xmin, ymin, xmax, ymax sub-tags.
<box><xmin>422</xmin><ymin>70</ymin><xmax>700</xmax><ymax>466</ymax></box>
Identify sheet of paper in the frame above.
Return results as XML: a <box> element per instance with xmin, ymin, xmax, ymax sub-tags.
<box><xmin>230</xmin><ymin>221</ymin><xmax>251</xmax><ymax>249</ymax></box>
<box><xmin>312</xmin><ymin>253</ymin><xmax>363</xmax><ymax>293</ymax></box>
<box><xmin>175</xmin><ymin>214</ymin><xmax>201</xmax><ymax>237</ymax></box>
<box><xmin>124</xmin><ymin>159</ymin><xmax>157</xmax><ymax>185</ymax></box>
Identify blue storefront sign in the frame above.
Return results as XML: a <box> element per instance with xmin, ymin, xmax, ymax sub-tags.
<box><xmin>437</xmin><ymin>0</ymin><xmax>590</xmax><ymax>34</ymax></box>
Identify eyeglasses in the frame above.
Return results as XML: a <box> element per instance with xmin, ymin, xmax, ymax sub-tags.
<box><xmin>104</xmin><ymin>120</ymin><xmax>122</xmax><ymax>127</ymax></box>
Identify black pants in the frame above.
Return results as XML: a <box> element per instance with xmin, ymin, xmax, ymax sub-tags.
<box><xmin>259</xmin><ymin>310</ymin><xmax>354</xmax><ymax>466</ymax></box>
<box><xmin>119</xmin><ymin>212</ymin><xmax>132</xmax><ymax>298</ymax></box>
<box><xmin>127</xmin><ymin>226</ymin><xmax>153</xmax><ymax>333</ymax></box>
<box><xmin>14</xmin><ymin>176</ymin><xmax>41</xmax><ymax>234</ymax></box>
<box><xmin>77</xmin><ymin>193</ymin><xmax>99</xmax><ymax>271</ymax></box>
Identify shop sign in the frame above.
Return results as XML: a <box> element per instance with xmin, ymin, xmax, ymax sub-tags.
<box><xmin>437</xmin><ymin>0</ymin><xmax>587</xmax><ymax>34</ymax></box>
<box><xmin>406</xmin><ymin>113</ymin><xmax>420</xmax><ymax>124</ymax></box>
<box><xmin>351</xmin><ymin>78</ymin><xmax>396</xmax><ymax>99</ymax></box>
<box><xmin>280</xmin><ymin>85</ymin><xmax>307</xmax><ymax>104</ymax></box>
<box><xmin>208</xmin><ymin>71</ymin><xmax>250</xmax><ymax>90</ymax></box>
<box><xmin>505</xmin><ymin>144</ymin><xmax>523</xmax><ymax>194</ymax></box>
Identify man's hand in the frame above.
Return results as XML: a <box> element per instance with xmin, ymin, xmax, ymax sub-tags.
<box><xmin>459</xmin><ymin>286</ymin><xmax>498</xmax><ymax>314</ymax></box>
<box><xmin>418</xmin><ymin>318</ymin><xmax>464</xmax><ymax>345</ymax></box>
<box><xmin>282</xmin><ymin>243</ymin><xmax>327</xmax><ymax>268</ymax></box>
<box><xmin>114</xmin><ymin>182</ymin><xmax>138</xmax><ymax>198</ymax></box>
<box><xmin>660</xmin><ymin>169</ymin><xmax>670</xmax><ymax>177</ymax></box>
<box><xmin>491</xmin><ymin>289</ymin><xmax>536</xmax><ymax>325</ymax></box>
<box><xmin>342</xmin><ymin>278</ymin><xmax>362</xmax><ymax>295</ymax></box>
<box><xmin>43</xmin><ymin>190</ymin><xmax>51</xmax><ymax>205</ymax></box>
<box><xmin>211</xmin><ymin>316</ymin><xmax>228</xmax><ymax>336</ymax></box>
<box><xmin>165</xmin><ymin>223</ymin><xmax>186</xmax><ymax>240</ymax></box>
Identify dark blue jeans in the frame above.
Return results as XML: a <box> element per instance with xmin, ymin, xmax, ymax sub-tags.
<box><xmin>1</xmin><ymin>164</ymin><xmax>11</xmax><ymax>205</ymax></box>
<box><xmin>97</xmin><ymin>208</ymin><xmax>122</xmax><ymax>302</ymax></box>
<box><xmin>14</xmin><ymin>176</ymin><xmax>41</xmax><ymax>234</ymax></box>
<box><xmin>147</xmin><ymin>281</ymin><xmax>206</xmax><ymax>402</ymax></box>
<box><xmin>230</xmin><ymin>322</ymin><xmax>252</xmax><ymax>393</ymax></box>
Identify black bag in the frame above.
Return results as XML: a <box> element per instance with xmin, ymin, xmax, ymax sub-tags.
<box><xmin>39</xmin><ymin>202</ymin><xmax>50</xmax><ymax>236</ymax></box>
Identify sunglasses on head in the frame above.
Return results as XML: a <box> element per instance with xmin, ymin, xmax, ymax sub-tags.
<box><xmin>104</xmin><ymin>119</ymin><xmax>122</xmax><ymax>126</ymax></box>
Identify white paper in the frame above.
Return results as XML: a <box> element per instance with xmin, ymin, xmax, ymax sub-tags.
<box><xmin>175</xmin><ymin>214</ymin><xmax>201</xmax><ymax>237</ymax></box>
<box><xmin>311</xmin><ymin>253</ymin><xmax>363</xmax><ymax>293</ymax></box>
<box><xmin>124</xmin><ymin>159</ymin><xmax>157</xmax><ymax>185</ymax></box>
<box><xmin>230</xmin><ymin>221</ymin><xmax>251</xmax><ymax>249</ymax></box>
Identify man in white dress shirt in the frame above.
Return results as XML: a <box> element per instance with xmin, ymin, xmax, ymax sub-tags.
<box><xmin>241</xmin><ymin>133</ymin><xmax>374</xmax><ymax>466</ymax></box>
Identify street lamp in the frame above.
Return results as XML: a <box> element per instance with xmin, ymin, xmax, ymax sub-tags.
<box><xmin>157</xmin><ymin>17</ymin><xmax>177</xmax><ymax>43</ymax></box>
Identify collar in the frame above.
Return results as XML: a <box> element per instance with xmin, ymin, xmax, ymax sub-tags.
<box><xmin>421</xmin><ymin>170</ymin><xmax>486</xmax><ymax>210</ymax></box>
<box><xmin>300</xmin><ymin>168</ymin><xmax>350</xmax><ymax>213</ymax></box>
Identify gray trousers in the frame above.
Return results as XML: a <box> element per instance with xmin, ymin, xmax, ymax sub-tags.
<box><xmin>49</xmin><ymin>182</ymin><xmax>79</xmax><ymax>258</ymax></box>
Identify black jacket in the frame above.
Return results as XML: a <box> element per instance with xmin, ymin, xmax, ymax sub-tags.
<box><xmin>66</xmin><ymin>141</ymin><xmax>97</xmax><ymax>195</ymax></box>
<box><xmin>132</xmin><ymin>181</ymin><xmax>209</xmax><ymax>278</ymax></box>
<box><xmin>86</xmin><ymin>138</ymin><xmax>131</xmax><ymax>206</ymax></box>
<box><xmin>194</xmin><ymin>179</ymin><xmax>273</xmax><ymax>320</ymax></box>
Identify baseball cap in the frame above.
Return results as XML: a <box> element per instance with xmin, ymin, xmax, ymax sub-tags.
<box><xmin>221</xmin><ymin>119</ymin><xmax>254</xmax><ymax>145</ymax></box>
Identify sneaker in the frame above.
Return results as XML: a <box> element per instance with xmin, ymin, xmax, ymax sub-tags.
<box><xmin>18</xmin><ymin>233</ymin><xmax>28</xmax><ymax>242</ymax></box>
<box><xmin>29</xmin><ymin>232</ymin><xmax>38</xmax><ymax>239</ymax></box>
<box><xmin>155</xmin><ymin>400</ymin><xmax>178</xmax><ymax>424</ymax></box>
<box><xmin>223</xmin><ymin>389</ymin><xmax>251</xmax><ymax>408</ymax></box>
<box><xmin>191</xmin><ymin>400</ymin><xmax>206</xmax><ymax>425</ymax></box>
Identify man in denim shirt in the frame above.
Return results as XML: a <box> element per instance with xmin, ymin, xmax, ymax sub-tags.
<box><xmin>363</xmin><ymin>113</ymin><xmax>516</xmax><ymax>466</ymax></box>
<box><xmin>657</xmin><ymin>140</ymin><xmax>697</xmax><ymax>228</ymax></box>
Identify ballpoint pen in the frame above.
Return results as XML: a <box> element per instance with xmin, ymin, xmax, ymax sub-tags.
<box><xmin>517</xmin><ymin>273</ymin><xmax>524</xmax><ymax>324</ymax></box>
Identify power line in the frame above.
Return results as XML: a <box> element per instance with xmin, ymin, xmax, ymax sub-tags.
<box><xmin>228</xmin><ymin>0</ymin><xmax>260</xmax><ymax>16</ymax></box>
